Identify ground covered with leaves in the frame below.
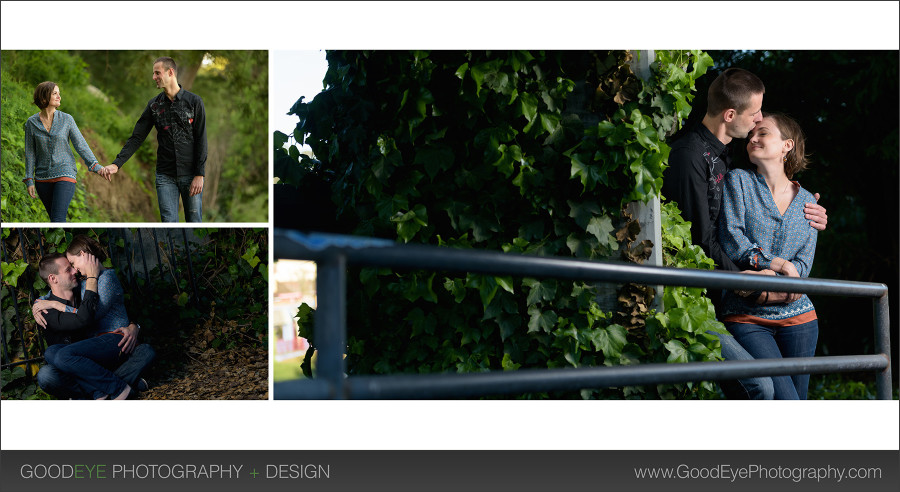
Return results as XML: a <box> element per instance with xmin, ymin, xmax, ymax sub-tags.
<box><xmin>138</xmin><ymin>322</ymin><xmax>267</xmax><ymax>400</ymax></box>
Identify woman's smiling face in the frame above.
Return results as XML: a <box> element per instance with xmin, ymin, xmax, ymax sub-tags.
<box><xmin>747</xmin><ymin>117</ymin><xmax>793</xmax><ymax>164</ymax></box>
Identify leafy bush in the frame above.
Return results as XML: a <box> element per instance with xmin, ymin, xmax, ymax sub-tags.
<box><xmin>277</xmin><ymin>50</ymin><xmax>727</xmax><ymax>399</ymax></box>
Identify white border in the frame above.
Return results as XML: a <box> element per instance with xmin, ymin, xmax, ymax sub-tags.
<box><xmin>2</xmin><ymin>0</ymin><xmax>898</xmax><ymax>454</ymax></box>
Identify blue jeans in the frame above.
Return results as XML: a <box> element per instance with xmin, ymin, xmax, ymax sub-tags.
<box><xmin>43</xmin><ymin>334</ymin><xmax>133</xmax><ymax>399</ymax></box>
<box><xmin>711</xmin><ymin>331</ymin><xmax>775</xmax><ymax>400</ymax></box>
<box><xmin>156</xmin><ymin>172</ymin><xmax>202</xmax><ymax>222</ymax></box>
<box><xmin>35</xmin><ymin>180</ymin><xmax>76</xmax><ymax>222</ymax></box>
<box><xmin>726</xmin><ymin>320</ymin><xmax>819</xmax><ymax>400</ymax></box>
<box><xmin>37</xmin><ymin>343</ymin><xmax>155</xmax><ymax>399</ymax></box>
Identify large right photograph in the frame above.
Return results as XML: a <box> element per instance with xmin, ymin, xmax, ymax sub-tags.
<box><xmin>270</xmin><ymin>50</ymin><xmax>898</xmax><ymax>400</ymax></box>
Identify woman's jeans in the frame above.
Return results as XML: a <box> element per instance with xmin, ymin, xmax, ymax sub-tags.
<box><xmin>156</xmin><ymin>172</ymin><xmax>202</xmax><ymax>222</ymax></box>
<box><xmin>43</xmin><ymin>333</ymin><xmax>131</xmax><ymax>399</ymax></box>
<box><xmin>712</xmin><ymin>331</ymin><xmax>775</xmax><ymax>399</ymax></box>
<box><xmin>35</xmin><ymin>180</ymin><xmax>76</xmax><ymax>222</ymax></box>
<box><xmin>726</xmin><ymin>320</ymin><xmax>819</xmax><ymax>400</ymax></box>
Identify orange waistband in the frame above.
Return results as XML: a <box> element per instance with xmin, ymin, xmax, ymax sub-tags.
<box><xmin>722</xmin><ymin>310</ymin><xmax>817</xmax><ymax>327</ymax></box>
<box><xmin>34</xmin><ymin>177</ymin><xmax>77</xmax><ymax>184</ymax></box>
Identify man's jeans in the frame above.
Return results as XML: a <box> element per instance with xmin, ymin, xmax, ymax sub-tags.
<box><xmin>41</xmin><ymin>335</ymin><xmax>153</xmax><ymax>399</ymax></box>
<box><xmin>156</xmin><ymin>172</ymin><xmax>202</xmax><ymax>222</ymax></box>
<box><xmin>35</xmin><ymin>180</ymin><xmax>76</xmax><ymax>223</ymax></box>
<box><xmin>712</xmin><ymin>331</ymin><xmax>775</xmax><ymax>400</ymax></box>
<box><xmin>726</xmin><ymin>320</ymin><xmax>819</xmax><ymax>400</ymax></box>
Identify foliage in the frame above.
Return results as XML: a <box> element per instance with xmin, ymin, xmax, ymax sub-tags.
<box><xmin>0</xmin><ymin>227</ymin><xmax>268</xmax><ymax>399</ymax></box>
<box><xmin>1</xmin><ymin>50</ymin><xmax>268</xmax><ymax>222</ymax></box>
<box><xmin>277</xmin><ymin>50</ymin><xmax>724</xmax><ymax>398</ymax></box>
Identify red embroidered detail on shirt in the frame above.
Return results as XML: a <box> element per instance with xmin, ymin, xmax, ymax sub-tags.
<box><xmin>714</xmin><ymin>173</ymin><xmax>724</xmax><ymax>184</ymax></box>
<box><xmin>164</xmin><ymin>126</ymin><xmax>170</xmax><ymax>130</ymax></box>
<box><xmin>189</xmin><ymin>118</ymin><xmax>194</xmax><ymax>124</ymax></box>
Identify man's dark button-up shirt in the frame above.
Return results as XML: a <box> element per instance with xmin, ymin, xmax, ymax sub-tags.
<box><xmin>113</xmin><ymin>85</ymin><xmax>208</xmax><ymax>178</ymax></box>
<box><xmin>40</xmin><ymin>289</ymin><xmax>98</xmax><ymax>346</ymax></box>
<box><xmin>662</xmin><ymin>123</ymin><xmax>740</xmax><ymax>272</ymax></box>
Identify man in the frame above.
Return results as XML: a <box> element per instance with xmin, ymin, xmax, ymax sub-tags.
<box><xmin>103</xmin><ymin>56</ymin><xmax>207</xmax><ymax>222</ymax></box>
<box><xmin>662</xmin><ymin>68</ymin><xmax>828</xmax><ymax>399</ymax></box>
<box><xmin>33</xmin><ymin>253</ymin><xmax>155</xmax><ymax>400</ymax></box>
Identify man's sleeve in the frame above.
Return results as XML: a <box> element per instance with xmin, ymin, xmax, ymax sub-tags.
<box><xmin>663</xmin><ymin>147</ymin><xmax>741</xmax><ymax>271</ymax></box>
<box><xmin>192</xmin><ymin>96</ymin><xmax>207</xmax><ymax>177</ymax></box>
<box><xmin>40</xmin><ymin>291</ymin><xmax>99</xmax><ymax>332</ymax></box>
<box><xmin>112</xmin><ymin>103</ymin><xmax>155</xmax><ymax>168</ymax></box>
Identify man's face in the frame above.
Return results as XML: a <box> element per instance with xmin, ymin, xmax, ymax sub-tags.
<box><xmin>51</xmin><ymin>257</ymin><xmax>78</xmax><ymax>290</ymax></box>
<box><xmin>726</xmin><ymin>92</ymin><xmax>764</xmax><ymax>139</ymax></box>
<box><xmin>152</xmin><ymin>62</ymin><xmax>172</xmax><ymax>89</ymax></box>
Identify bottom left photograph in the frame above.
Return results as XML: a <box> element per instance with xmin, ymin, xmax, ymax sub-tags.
<box><xmin>0</xmin><ymin>227</ymin><xmax>268</xmax><ymax>400</ymax></box>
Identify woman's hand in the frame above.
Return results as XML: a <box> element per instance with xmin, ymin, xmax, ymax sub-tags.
<box><xmin>27</xmin><ymin>185</ymin><xmax>37</xmax><ymax>198</ymax></box>
<box><xmin>72</xmin><ymin>252</ymin><xmax>101</xmax><ymax>279</ymax></box>
<box><xmin>99</xmin><ymin>164</ymin><xmax>119</xmax><ymax>182</ymax></box>
<box><xmin>32</xmin><ymin>299</ymin><xmax>66</xmax><ymax>327</ymax></box>
<box><xmin>775</xmin><ymin>259</ymin><xmax>803</xmax><ymax>302</ymax></box>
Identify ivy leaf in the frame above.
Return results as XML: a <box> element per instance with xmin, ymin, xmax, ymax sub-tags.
<box><xmin>501</xmin><ymin>352</ymin><xmax>521</xmax><ymax>371</ymax></box>
<box><xmin>527</xmin><ymin>306</ymin><xmax>557</xmax><ymax>333</ymax></box>
<box><xmin>585</xmin><ymin>215</ymin><xmax>614</xmax><ymax>246</ymax></box>
<box><xmin>495</xmin><ymin>276</ymin><xmax>515</xmax><ymax>294</ymax></box>
<box><xmin>524</xmin><ymin>278</ymin><xmax>556</xmax><ymax>306</ymax></box>
<box><xmin>1</xmin><ymin>261</ymin><xmax>28</xmax><ymax>288</ymax></box>
<box><xmin>590</xmin><ymin>324</ymin><xmax>627</xmax><ymax>360</ymax></box>
<box><xmin>414</xmin><ymin>145</ymin><xmax>455</xmax><ymax>181</ymax></box>
<box><xmin>664</xmin><ymin>339</ymin><xmax>689</xmax><ymax>363</ymax></box>
<box><xmin>520</xmin><ymin>92</ymin><xmax>539</xmax><ymax>123</ymax></box>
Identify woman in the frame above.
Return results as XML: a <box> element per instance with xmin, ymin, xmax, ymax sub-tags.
<box><xmin>24</xmin><ymin>81</ymin><xmax>109</xmax><ymax>222</ymax></box>
<box><xmin>39</xmin><ymin>235</ymin><xmax>134</xmax><ymax>399</ymax></box>
<box><xmin>717</xmin><ymin>113</ymin><xmax>819</xmax><ymax>400</ymax></box>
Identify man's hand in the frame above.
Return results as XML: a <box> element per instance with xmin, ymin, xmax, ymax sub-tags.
<box><xmin>114</xmin><ymin>322</ymin><xmax>139</xmax><ymax>354</ymax></box>
<box><xmin>189</xmin><ymin>176</ymin><xmax>204</xmax><ymax>196</ymax></box>
<box><xmin>805</xmin><ymin>193</ymin><xmax>827</xmax><ymax>231</ymax></box>
<box><xmin>27</xmin><ymin>185</ymin><xmax>37</xmax><ymax>198</ymax></box>
<box><xmin>100</xmin><ymin>164</ymin><xmax>119</xmax><ymax>181</ymax></box>
<box><xmin>742</xmin><ymin>269</ymin><xmax>793</xmax><ymax>305</ymax></box>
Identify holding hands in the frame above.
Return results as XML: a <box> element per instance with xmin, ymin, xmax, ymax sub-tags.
<box><xmin>98</xmin><ymin>164</ymin><xmax>119</xmax><ymax>182</ymax></box>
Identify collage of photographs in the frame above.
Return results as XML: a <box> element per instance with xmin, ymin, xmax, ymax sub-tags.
<box><xmin>0</xmin><ymin>3</ymin><xmax>898</xmax><ymax>490</ymax></box>
<box><xmin>2</xmin><ymin>48</ymin><xmax>897</xmax><ymax>405</ymax></box>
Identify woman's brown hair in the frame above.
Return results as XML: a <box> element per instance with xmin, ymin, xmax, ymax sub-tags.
<box><xmin>33</xmin><ymin>81</ymin><xmax>57</xmax><ymax>109</ymax></box>
<box><xmin>764</xmin><ymin>112</ymin><xmax>810</xmax><ymax>179</ymax></box>
<box><xmin>66</xmin><ymin>234</ymin><xmax>108</xmax><ymax>262</ymax></box>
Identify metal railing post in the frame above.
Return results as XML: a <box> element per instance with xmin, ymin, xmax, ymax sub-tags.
<box><xmin>316</xmin><ymin>251</ymin><xmax>347</xmax><ymax>399</ymax></box>
<box><xmin>874</xmin><ymin>292</ymin><xmax>892</xmax><ymax>399</ymax></box>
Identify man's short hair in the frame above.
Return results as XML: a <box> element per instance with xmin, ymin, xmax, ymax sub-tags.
<box><xmin>33</xmin><ymin>81</ymin><xmax>57</xmax><ymax>109</ymax></box>
<box><xmin>38</xmin><ymin>253</ymin><xmax>66</xmax><ymax>282</ymax></box>
<box><xmin>154</xmin><ymin>56</ymin><xmax>177</xmax><ymax>76</ymax></box>
<box><xmin>706</xmin><ymin>68</ymin><xmax>765</xmax><ymax>116</ymax></box>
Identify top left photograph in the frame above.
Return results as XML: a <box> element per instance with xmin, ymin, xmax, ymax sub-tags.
<box><xmin>1</xmin><ymin>50</ymin><xmax>268</xmax><ymax>223</ymax></box>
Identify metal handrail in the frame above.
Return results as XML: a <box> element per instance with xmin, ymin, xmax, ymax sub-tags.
<box><xmin>273</xmin><ymin>229</ymin><xmax>893</xmax><ymax>400</ymax></box>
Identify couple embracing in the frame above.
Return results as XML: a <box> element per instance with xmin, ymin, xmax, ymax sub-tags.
<box><xmin>33</xmin><ymin>235</ymin><xmax>154</xmax><ymax>400</ymax></box>
<box><xmin>23</xmin><ymin>56</ymin><xmax>207</xmax><ymax>223</ymax></box>
<box><xmin>664</xmin><ymin>68</ymin><xmax>829</xmax><ymax>400</ymax></box>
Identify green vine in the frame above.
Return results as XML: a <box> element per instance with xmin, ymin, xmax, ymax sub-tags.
<box><xmin>277</xmin><ymin>50</ymin><xmax>723</xmax><ymax>398</ymax></box>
